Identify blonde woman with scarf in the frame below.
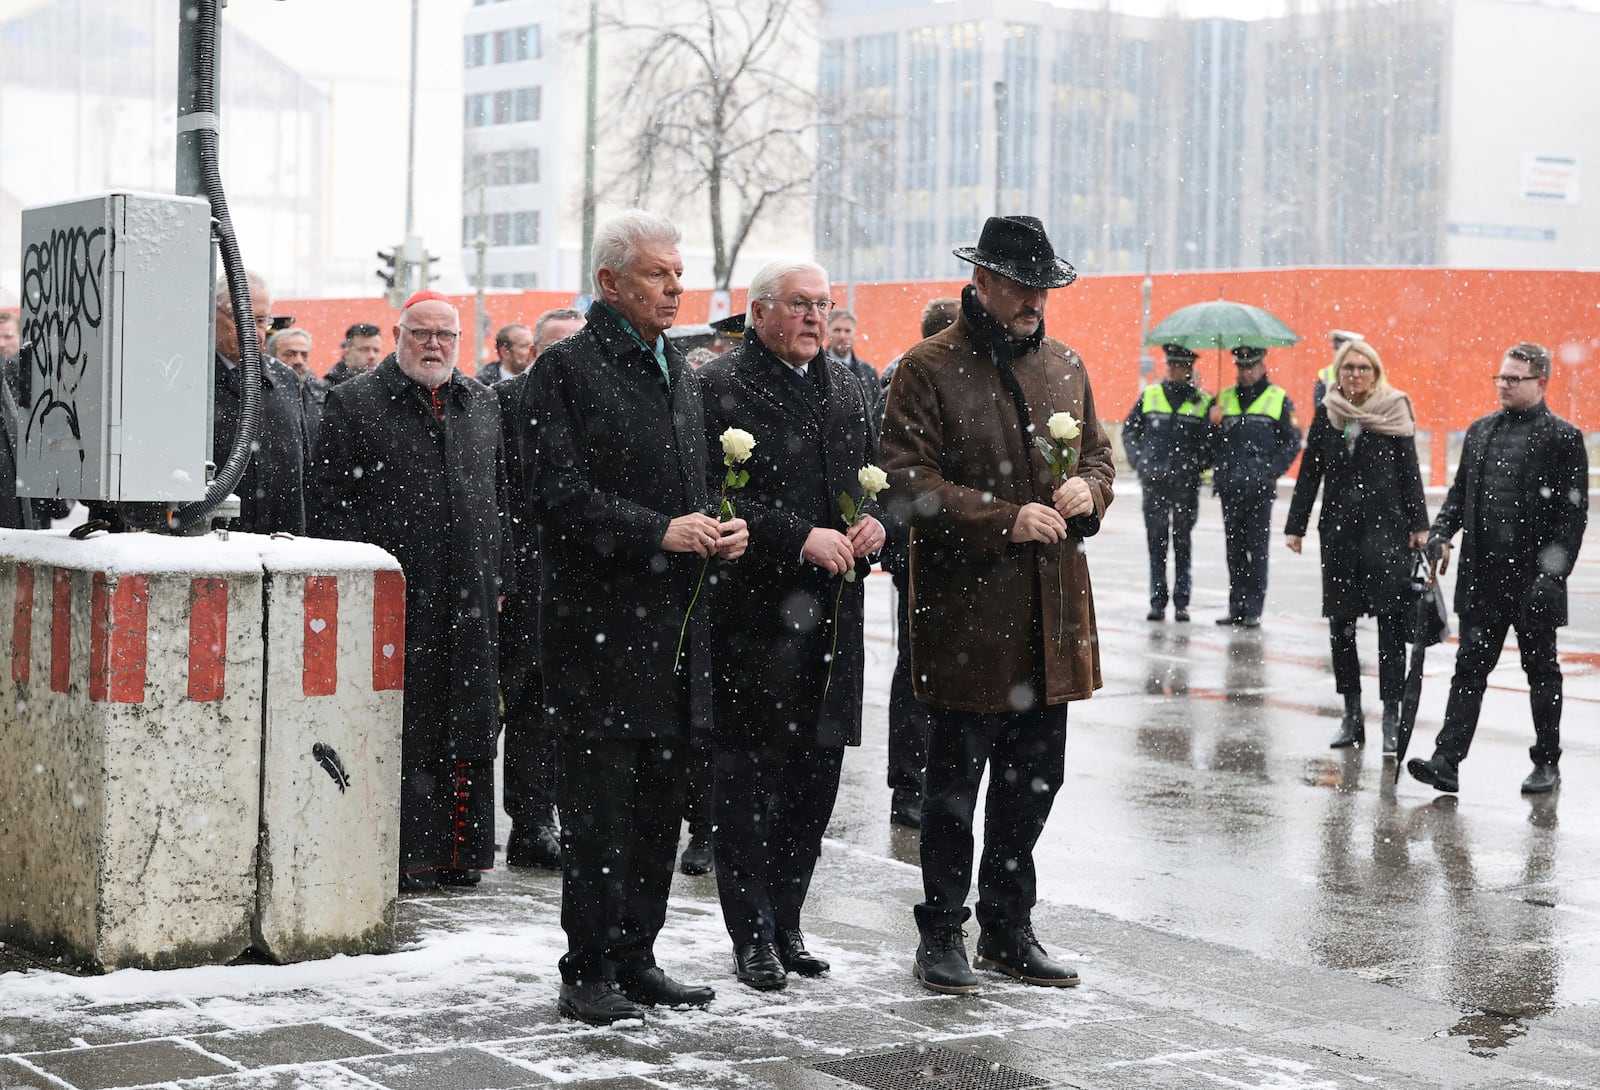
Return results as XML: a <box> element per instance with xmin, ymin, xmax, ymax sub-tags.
<box><xmin>1284</xmin><ymin>340</ymin><xmax>1430</xmax><ymax>753</ymax></box>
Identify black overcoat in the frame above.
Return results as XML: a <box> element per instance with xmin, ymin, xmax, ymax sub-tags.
<box><xmin>699</xmin><ymin>335</ymin><xmax>876</xmax><ymax>750</ymax></box>
<box><xmin>527</xmin><ymin>303</ymin><xmax>712</xmax><ymax>742</ymax></box>
<box><xmin>308</xmin><ymin>357</ymin><xmax>507</xmax><ymax>763</ymax></box>
<box><xmin>1</xmin><ymin>377</ymin><xmax>36</xmax><ymax>530</ymax></box>
<box><xmin>494</xmin><ymin>368</ymin><xmax>541</xmax><ymax>704</ymax></box>
<box><xmin>1432</xmin><ymin>403</ymin><xmax>1587</xmax><ymax>626</ymax></box>
<box><xmin>1284</xmin><ymin>404</ymin><xmax>1430</xmax><ymax>617</ymax></box>
<box><xmin>213</xmin><ymin>353</ymin><xmax>310</xmax><ymax>535</ymax></box>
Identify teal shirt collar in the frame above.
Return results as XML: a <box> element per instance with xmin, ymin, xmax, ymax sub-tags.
<box><xmin>598</xmin><ymin>300</ymin><xmax>669</xmax><ymax>386</ymax></box>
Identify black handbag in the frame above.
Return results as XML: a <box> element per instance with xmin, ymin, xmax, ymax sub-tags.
<box><xmin>1402</xmin><ymin>550</ymin><xmax>1449</xmax><ymax>647</ymax></box>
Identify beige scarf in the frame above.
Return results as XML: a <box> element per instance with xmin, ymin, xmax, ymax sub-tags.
<box><xmin>1323</xmin><ymin>385</ymin><xmax>1415</xmax><ymax>438</ymax></box>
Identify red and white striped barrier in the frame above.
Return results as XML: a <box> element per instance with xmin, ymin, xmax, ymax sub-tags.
<box><xmin>0</xmin><ymin>530</ymin><xmax>403</xmax><ymax>971</ymax></box>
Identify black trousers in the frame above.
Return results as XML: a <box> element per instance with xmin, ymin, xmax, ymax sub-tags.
<box><xmin>556</xmin><ymin>736</ymin><xmax>688</xmax><ymax>983</ymax></box>
<box><xmin>917</xmin><ymin>703</ymin><xmax>1068</xmax><ymax>931</ymax></box>
<box><xmin>1218</xmin><ymin>491</ymin><xmax>1273</xmax><ymax>619</ymax></box>
<box><xmin>682</xmin><ymin>731</ymin><xmax>713</xmax><ymax>837</ymax></box>
<box><xmin>887</xmin><ymin>572</ymin><xmax>930</xmax><ymax>796</ymax></box>
<box><xmin>1329</xmin><ymin>612</ymin><xmax>1407</xmax><ymax>702</ymax></box>
<box><xmin>499</xmin><ymin>593</ymin><xmax>556</xmax><ymax>828</ymax></box>
<box><xmin>711</xmin><ymin>740</ymin><xmax>844</xmax><ymax>945</ymax></box>
<box><xmin>1434</xmin><ymin>603</ymin><xmax>1562</xmax><ymax>768</ymax></box>
<box><xmin>1142</xmin><ymin>480</ymin><xmax>1200</xmax><ymax>610</ymax></box>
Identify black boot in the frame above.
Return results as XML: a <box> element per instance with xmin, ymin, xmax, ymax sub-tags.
<box><xmin>733</xmin><ymin>943</ymin><xmax>787</xmax><ymax>991</ymax></box>
<box><xmin>1407</xmin><ymin>753</ymin><xmax>1459</xmax><ymax>793</ymax></box>
<box><xmin>1381</xmin><ymin>702</ymin><xmax>1400</xmax><ymax>756</ymax></box>
<box><xmin>974</xmin><ymin>920</ymin><xmax>1080</xmax><ymax>987</ymax></box>
<box><xmin>558</xmin><ymin>979</ymin><xmax>646</xmax><ymax>1025</ymax></box>
<box><xmin>1330</xmin><ymin>692</ymin><xmax>1365</xmax><ymax>748</ymax></box>
<box><xmin>616</xmin><ymin>964</ymin><xmax>714</xmax><ymax>1009</ymax></box>
<box><xmin>679</xmin><ymin>832</ymin><xmax>713</xmax><ymax>876</ymax></box>
<box><xmin>889</xmin><ymin>788</ymin><xmax>922</xmax><ymax>829</ymax></box>
<box><xmin>914</xmin><ymin>912</ymin><xmax>980</xmax><ymax>995</ymax></box>
<box><xmin>1521</xmin><ymin>763</ymin><xmax>1560</xmax><ymax>794</ymax></box>
<box><xmin>775</xmin><ymin>928</ymin><xmax>829</xmax><ymax>977</ymax></box>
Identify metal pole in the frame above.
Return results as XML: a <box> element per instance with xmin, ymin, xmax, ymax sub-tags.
<box><xmin>579</xmin><ymin>0</ymin><xmax>598</xmax><ymax>298</ymax></box>
<box><xmin>1139</xmin><ymin>242</ymin><xmax>1154</xmax><ymax>383</ymax></box>
<box><xmin>404</xmin><ymin>0</ymin><xmax>420</xmax><ymax>238</ymax></box>
<box><xmin>175</xmin><ymin>1</ymin><xmax>209</xmax><ymax>197</ymax></box>
<box><xmin>993</xmin><ymin>80</ymin><xmax>1007</xmax><ymax>215</ymax></box>
<box><xmin>475</xmin><ymin>185</ymin><xmax>490</xmax><ymax>363</ymax></box>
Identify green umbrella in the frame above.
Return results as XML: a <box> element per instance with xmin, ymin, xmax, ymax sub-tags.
<box><xmin>1144</xmin><ymin>299</ymin><xmax>1299</xmax><ymax>392</ymax></box>
<box><xmin>1143</xmin><ymin>299</ymin><xmax>1300</xmax><ymax>350</ymax></box>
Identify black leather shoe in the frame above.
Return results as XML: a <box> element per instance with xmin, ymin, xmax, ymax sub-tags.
<box><xmin>914</xmin><ymin>924</ymin><xmax>980</xmax><ymax>994</ymax></box>
<box><xmin>507</xmin><ymin>823</ymin><xmax>561</xmax><ymax>870</ymax></box>
<box><xmin>1408</xmin><ymin>755</ymin><xmax>1459</xmax><ymax>793</ymax></box>
<box><xmin>679</xmin><ymin>833</ymin><xmax>713</xmax><ymax>876</ymax></box>
<box><xmin>1146</xmin><ymin>607</ymin><xmax>1164</xmax><ymax>621</ymax></box>
<box><xmin>975</xmin><ymin>921</ymin><xmax>1080</xmax><ymax>987</ymax></box>
<box><xmin>398</xmin><ymin>871</ymin><xmax>438</xmax><ymax>893</ymax></box>
<box><xmin>776</xmin><ymin>929</ymin><xmax>829</xmax><ymax>977</ymax></box>
<box><xmin>733</xmin><ymin>943</ymin><xmax>787</xmax><ymax>991</ymax></box>
<box><xmin>1521</xmin><ymin>763</ymin><xmax>1560</xmax><ymax>794</ymax></box>
<box><xmin>436</xmin><ymin>868</ymin><xmax>482</xmax><ymax>887</ymax></box>
<box><xmin>889</xmin><ymin>789</ymin><xmax>922</xmax><ymax>829</ymax></box>
<box><xmin>1174</xmin><ymin>609</ymin><xmax>1190</xmax><ymax>623</ymax></box>
<box><xmin>558</xmin><ymin>979</ymin><xmax>646</xmax><ymax>1026</ymax></box>
<box><xmin>617</xmin><ymin>964</ymin><xmax>714</xmax><ymax>1009</ymax></box>
<box><xmin>1214</xmin><ymin>615</ymin><xmax>1240</xmax><ymax>626</ymax></box>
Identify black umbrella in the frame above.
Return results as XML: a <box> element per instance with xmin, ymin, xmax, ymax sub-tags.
<box><xmin>1393</xmin><ymin>550</ymin><xmax>1448</xmax><ymax>782</ymax></box>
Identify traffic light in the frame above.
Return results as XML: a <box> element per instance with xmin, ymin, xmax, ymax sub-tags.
<box><xmin>376</xmin><ymin>244</ymin><xmax>409</xmax><ymax>308</ymax></box>
<box><xmin>418</xmin><ymin>251</ymin><xmax>441</xmax><ymax>288</ymax></box>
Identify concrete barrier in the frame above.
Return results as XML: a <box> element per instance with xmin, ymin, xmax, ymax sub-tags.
<box><xmin>0</xmin><ymin>530</ymin><xmax>403</xmax><ymax>972</ymax></box>
<box><xmin>255</xmin><ymin>539</ymin><xmax>403</xmax><ymax>963</ymax></box>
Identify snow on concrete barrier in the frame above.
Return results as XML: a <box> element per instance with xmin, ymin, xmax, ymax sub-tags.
<box><xmin>255</xmin><ymin>538</ymin><xmax>403</xmax><ymax>963</ymax></box>
<box><xmin>0</xmin><ymin>529</ymin><xmax>404</xmax><ymax>972</ymax></box>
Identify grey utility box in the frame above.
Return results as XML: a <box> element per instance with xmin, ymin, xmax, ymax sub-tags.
<box><xmin>15</xmin><ymin>191</ymin><xmax>212</xmax><ymax>504</ymax></box>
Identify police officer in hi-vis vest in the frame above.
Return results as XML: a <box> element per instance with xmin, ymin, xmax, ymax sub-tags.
<box><xmin>1123</xmin><ymin>344</ymin><xmax>1216</xmax><ymax>622</ymax></box>
<box><xmin>1210</xmin><ymin>346</ymin><xmax>1301</xmax><ymax>627</ymax></box>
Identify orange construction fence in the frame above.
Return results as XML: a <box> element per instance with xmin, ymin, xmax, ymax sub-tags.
<box><xmin>278</xmin><ymin>267</ymin><xmax>1600</xmax><ymax>485</ymax></box>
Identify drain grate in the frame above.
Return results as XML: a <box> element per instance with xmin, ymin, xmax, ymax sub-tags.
<box><xmin>814</xmin><ymin>1047</ymin><xmax>1048</xmax><ymax>1090</ymax></box>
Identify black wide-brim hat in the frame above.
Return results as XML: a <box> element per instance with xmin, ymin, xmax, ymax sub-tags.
<box><xmin>954</xmin><ymin>215</ymin><xmax>1077</xmax><ymax>290</ymax></box>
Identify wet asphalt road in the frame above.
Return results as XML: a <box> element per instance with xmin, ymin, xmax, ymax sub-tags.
<box><xmin>830</xmin><ymin>480</ymin><xmax>1600</xmax><ymax>1063</ymax></box>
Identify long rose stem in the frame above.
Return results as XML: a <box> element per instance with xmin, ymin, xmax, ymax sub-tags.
<box><xmin>673</xmin><ymin>479</ymin><xmax>728</xmax><ymax>674</ymax></box>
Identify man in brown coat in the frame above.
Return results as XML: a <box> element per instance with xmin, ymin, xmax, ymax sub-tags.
<box><xmin>879</xmin><ymin>215</ymin><xmax>1114</xmax><ymax>995</ymax></box>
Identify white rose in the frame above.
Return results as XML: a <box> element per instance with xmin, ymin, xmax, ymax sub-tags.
<box><xmin>720</xmin><ymin>427</ymin><xmax>756</xmax><ymax>464</ymax></box>
<box><xmin>1047</xmin><ymin>412</ymin><xmax>1081</xmax><ymax>441</ymax></box>
<box><xmin>858</xmin><ymin>464</ymin><xmax>889</xmax><ymax>500</ymax></box>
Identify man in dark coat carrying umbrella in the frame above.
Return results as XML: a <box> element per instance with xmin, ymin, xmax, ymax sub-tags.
<box><xmin>527</xmin><ymin>210</ymin><xmax>749</xmax><ymax>1026</ymax></box>
<box><xmin>1408</xmin><ymin>342</ymin><xmax>1587</xmax><ymax>795</ymax></box>
<box><xmin>698</xmin><ymin>259</ymin><xmax>884</xmax><ymax>991</ymax></box>
<box><xmin>310</xmin><ymin>289</ymin><xmax>509</xmax><ymax>891</ymax></box>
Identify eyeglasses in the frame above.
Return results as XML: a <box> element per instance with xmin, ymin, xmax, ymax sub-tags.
<box><xmin>1493</xmin><ymin>374</ymin><xmax>1539</xmax><ymax>386</ymax></box>
<box><xmin>1339</xmin><ymin>363</ymin><xmax>1373</xmax><ymax>374</ymax></box>
<box><xmin>400</xmin><ymin>326</ymin><xmax>460</xmax><ymax>346</ymax></box>
<box><xmin>765</xmin><ymin>296</ymin><xmax>835</xmax><ymax>316</ymax></box>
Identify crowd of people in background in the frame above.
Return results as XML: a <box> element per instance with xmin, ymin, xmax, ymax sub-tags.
<box><xmin>0</xmin><ymin>208</ymin><xmax>1586</xmax><ymax>1026</ymax></box>
<box><xmin>1125</xmin><ymin>327</ymin><xmax>1586</xmax><ymax>796</ymax></box>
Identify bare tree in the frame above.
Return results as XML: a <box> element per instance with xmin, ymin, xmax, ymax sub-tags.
<box><xmin>603</xmin><ymin>0</ymin><xmax>819</xmax><ymax>289</ymax></box>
